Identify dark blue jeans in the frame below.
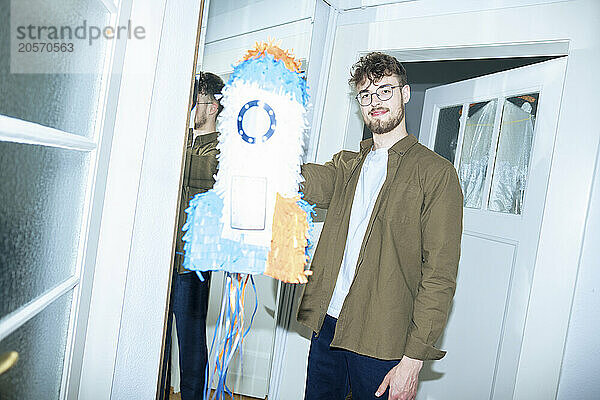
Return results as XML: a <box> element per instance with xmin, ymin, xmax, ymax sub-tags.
<box><xmin>305</xmin><ymin>314</ymin><xmax>399</xmax><ymax>400</ymax></box>
<box><xmin>161</xmin><ymin>271</ymin><xmax>210</xmax><ymax>400</ymax></box>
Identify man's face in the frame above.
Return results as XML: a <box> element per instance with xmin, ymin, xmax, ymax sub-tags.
<box><xmin>194</xmin><ymin>94</ymin><xmax>215</xmax><ymax>130</ymax></box>
<box><xmin>356</xmin><ymin>74</ymin><xmax>406</xmax><ymax>135</ymax></box>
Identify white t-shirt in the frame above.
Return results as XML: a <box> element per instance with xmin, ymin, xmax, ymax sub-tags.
<box><xmin>327</xmin><ymin>146</ymin><xmax>389</xmax><ymax>318</ymax></box>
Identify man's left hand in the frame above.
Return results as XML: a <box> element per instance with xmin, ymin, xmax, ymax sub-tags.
<box><xmin>375</xmin><ymin>355</ymin><xmax>423</xmax><ymax>400</ymax></box>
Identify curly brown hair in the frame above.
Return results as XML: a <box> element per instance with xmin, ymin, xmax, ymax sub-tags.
<box><xmin>349</xmin><ymin>52</ymin><xmax>407</xmax><ymax>89</ymax></box>
<box><xmin>194</xmin><ymin>72</ymin><xmax>225</xmax><ymax>114</ymax></box>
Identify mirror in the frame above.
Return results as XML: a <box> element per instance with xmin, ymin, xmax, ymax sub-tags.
<box><xmin>163</xmin><ymin>21</ymin><xmax>311</xmax><ymax>400</ymax></box>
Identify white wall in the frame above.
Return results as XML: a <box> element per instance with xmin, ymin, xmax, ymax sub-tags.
<box><xmin>205</xmin><ymin>0</ymin><xmax>315</xmax><ymax>44</ymax></box>
<box><xmin>557</xmin><ymin>143</ymin><xmax>600</xmax><ymax>399</ymax></box>
<box><xmin>201</xmin><ymin>0</ymin><xmax>316</xmax><ymax>75</ymax></box>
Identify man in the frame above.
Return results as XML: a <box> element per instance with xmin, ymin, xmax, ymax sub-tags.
<box><xmin>298</xmin><ymin>52</ymin><xmax>463</xmax><ymax>400</ymax></box>
<box><xmin>162</xmin><ymin>72</ymin><xmax>224</xmax><ymax>400</ymax></box>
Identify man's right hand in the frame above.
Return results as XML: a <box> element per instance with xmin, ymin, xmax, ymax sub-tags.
<box><xmin>296</xmin><ymin>269</ymin><xmax>313</xmax><ymax>284</ymax></box>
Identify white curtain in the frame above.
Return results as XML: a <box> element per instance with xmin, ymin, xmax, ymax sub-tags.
<box><xmin>458</xmin><ymin>100</ymin><xmax>497</xmax><ymax>209</ymax></box>
<box><xmin>488</xmin><ymin>101</ymin><xmax>535</xmax><ymax>214</ymax></box>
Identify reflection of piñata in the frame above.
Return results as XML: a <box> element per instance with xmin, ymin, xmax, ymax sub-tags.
<box><xmin>181</xmin><ymin>41</ymin><xmax>314</xmax><ymax>400</ymax></box>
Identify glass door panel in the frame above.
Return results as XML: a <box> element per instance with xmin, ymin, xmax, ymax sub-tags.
<box><xmin>488</xmin><ymin>93</ymin><xmax>539</xmax><ymax>214</ymax></box>
<box><xmin>0</xmin><ymin>142</ymin><xmax>89</xmax><ymax>317</ymax></box>
<box><xmin>0</xmin><ymin>0</ymin><xmax>110</xmax><ymax>137</ymax></box>
<box><xmin>433</xmin><ymin>105</ymin><xmax>462</xmax><ymax>164</ymax></box>
<box><xmin>457</xmin><ymin>99</ymin><xmax>497</xmax><ymax>209</ymax></box>
<box><xmin>0</xmin><ymin>291</ymin><xmax>73</xmax><ymax>400</ymax></box>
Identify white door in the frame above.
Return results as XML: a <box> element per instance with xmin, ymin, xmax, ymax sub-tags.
<box><xmin>0</xmin><ymin>0</ymin><xmax>127</xmax><ymax>398</ymax></box>
<box><xmin>416</xmin><ymin>58</ymin><xmax>567</xmax><ymax>400</ymax></box>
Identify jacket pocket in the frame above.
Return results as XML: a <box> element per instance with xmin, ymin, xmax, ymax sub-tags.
<box><xmin>380</xmin><ymin>184</ymin><xmax>421</xmax><ymax>223</ymax></box>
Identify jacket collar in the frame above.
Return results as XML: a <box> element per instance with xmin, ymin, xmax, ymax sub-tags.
<box><xmin>359</xmin><ymin>134</ymin><xmax>418</xmax><ymax>156</ymax></box>
<box><xmin>191</xmin><ymin>130</ymin><xmax>219</xmax><ymax>147</ymax></box>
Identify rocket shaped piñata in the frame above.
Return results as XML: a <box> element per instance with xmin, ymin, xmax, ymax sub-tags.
<box><xmin>181</xmin><ymin>42</ymin><xmax>315</xmax><ymax>400</ymax></box>
<box><xmin>182</xmin><ymin>41</ymin><xmax>314</xmax><ymax>283</ymax></box>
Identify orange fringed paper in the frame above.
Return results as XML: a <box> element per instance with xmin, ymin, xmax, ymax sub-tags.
<box><xmin>265</xmin><ymin>194</ymin><xmax>309</xmax><ymax>283</ymax></box>
<box><xmin>241</xmin><ymin>40</ymin><xmax>302</xmax><ymax>73</ymax></box>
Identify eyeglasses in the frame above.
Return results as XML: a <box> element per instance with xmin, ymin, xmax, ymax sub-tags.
<box><xmin>355</xmin><ymin>85</ymin><xmax>401</xmax><ymax>106</ymax></box>
<box><xmin>196</xmin><ymin>93</ymin><xmax>223</xmax><ymax>105</ymax></box>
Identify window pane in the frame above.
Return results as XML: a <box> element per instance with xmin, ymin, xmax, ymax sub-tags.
<box><xmin>0</xmin><ymin>142</ymin><xmax>88</xmax><ymax>317</ymax></box>
<box><xmin>458</xmin><ymin>100</ymin><xmax>497</xmax><ymax>209</ymax></box>
<box><xmin>0</xmin><ymin>291</ymin><xmax>73</xmax><ymax>400</ymax></box>
<box><xmin>488</xmin><ymin>93</ymin><xmax>539</xmax><ymax>214</ymax></box>
<box><xmin>434</xmin><ymin>105</ymin><xmax>462</xmax><ymax>163</ymax></box>
<box><xmin>0</xmin><ymin>0</ymin><xmax>110</xmax><ymax>137</ymax></box>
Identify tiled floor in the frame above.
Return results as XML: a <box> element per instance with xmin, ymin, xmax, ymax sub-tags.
<box><xmin>169</xmin><ymin>388</ymin><xmax>265</xmax><ymax>400</ymax></box>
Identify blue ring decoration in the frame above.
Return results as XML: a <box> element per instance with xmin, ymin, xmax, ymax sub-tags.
<box><xmin>237</xmin><ymin>100</ymin><xmax>276</xmax><ymax>144</ymax></box>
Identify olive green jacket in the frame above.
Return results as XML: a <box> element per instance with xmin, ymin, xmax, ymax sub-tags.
<box><xmin>175</xmin><ymin>131</ymin><xmax>219</xmax><ymax>273</ymax></box>
<box><xmin>297</xmin><ymin>134</ymin><xmax>463</xmax><ymax>361</ymax></box>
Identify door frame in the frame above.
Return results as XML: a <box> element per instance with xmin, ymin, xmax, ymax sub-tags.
<box><xmin>75</xmin><ymin>0</ymin><xmax>204</xmax><ymax>398</ymax></box>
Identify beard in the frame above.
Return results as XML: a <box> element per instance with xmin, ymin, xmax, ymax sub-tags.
<box><xmin>365</xmin><ymin>95</ymin><xmax>405</xmax><ymax>135</ymax></box>
<box><xmin>194</xmin><ymin>113</ymin><xmax>207</xmax><ymax>130</ymax></box>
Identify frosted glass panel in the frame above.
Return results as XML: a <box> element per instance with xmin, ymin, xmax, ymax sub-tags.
<box><xmin>0</xmin><ymin>291</ymin><xmax>72</xmax><ymax>400</ymax></box>
<box><xmin>457</xmin><ymin>100</ymin><xmax>497</xmax><ymax>209</ymax></box>
<box><xmin>434</xmin><ymin>105</ymin><xmax>462</xmax><ymax>163</ymax></box>
<box><xmin>0</xmin><ymin>142</ymin><xmax>88</xmax><ymax>318</ymax></box>
<box><xmin>488</xmin><ymin>93</ymin><xmax>539</xmax><ymax>214</ymax></box>
<box><xmin>0</xmin><ymin>0</ymin><xmax>110</xmax><ymax>137</ymax></box>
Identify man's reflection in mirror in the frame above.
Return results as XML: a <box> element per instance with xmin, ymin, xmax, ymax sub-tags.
<box><xmin>161</xmin><ymin>72</ymin><xmax>224</xmax><ymax>400</ymax></box>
